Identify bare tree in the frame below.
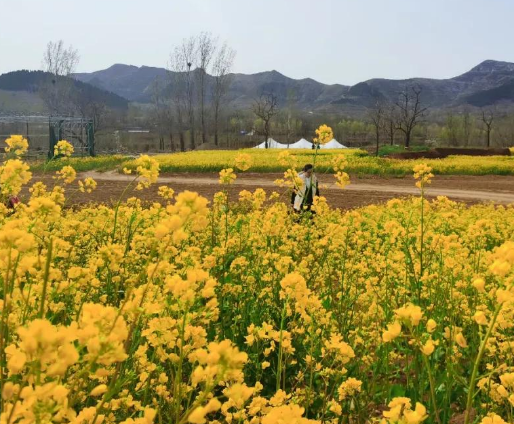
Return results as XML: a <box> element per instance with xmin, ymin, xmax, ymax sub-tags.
<box><xmin>367</xmin><ymin>101</ymin><xmax>385</xmax><ymax>156</ymax></box>
<box><xmin>40</xmin><ymin>40</ymin><xmax>80</xmax><ymax>115</ymax></box>
<box><xmin>168</xmin><ymin>45</ymin><xmax>190</xmax><ymax>152</ymax></box>
<box><xmin>168</xmin><ymin>37</ymin><xmax>197</xmax><ymax>149</ymax></box>
<box><xmin>150</xmin><ymin>77</ymin><xmax>174</xmax><ymax>151</ymax></box>
<box><xmin>481</xmin><ymin>109</ymin><xmax>495</xmax><ymax>147</ymax></box>
<box><xmin>384</xmin><ymin>103</ymin><xmax>399</xmax><ymax>146</ymax></box>
<box><xmin>252</xmin><ymin>93</ymin><xmax>278</xmax><ymax>149</ymax></box>
<box><xmin>395</xmin><ymin>85</ymin><xmax>427</xmax><ymax>148</ymax></box>
<box><xmin>181</xmin><ymin>37</ymin><xmax>197</xmax><ymax>149</ymax></box>
<box><xmin>463</xmin><ymin>109</ymin><xmax>472</xmax><ymax>146</ymax></box>
<box><xmin>73</xmin><ymin>92</ymin><xmax>108</xmax><ymax>136</ymax></box>
<box><xmin>211</xmin><ymin>43</ymin><xmax>235</xmax><ymax>146</ymax></box>
<box><xmin>42</xmin><ymin>40</ymin><xmax>79</xmax><ymax>76</ymax></box>
<box><xmin>195</xmin><ymin>32</ymin><xmax>216</xmax><ymax>146</ymax></box>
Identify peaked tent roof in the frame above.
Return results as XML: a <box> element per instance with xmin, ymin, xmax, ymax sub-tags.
<box><xmin>254</xmin><ymin>138</ymin><xmax>288</xmax><ymax>148</ymax></box>
<box><xmin>289</xmin><ymin>138</ymin><xmax>314</xmax><ymax>149</ymax></box>
<box><xmin>319</xmin><ymin>139</ymin><xmax>347</xmax><ymax>149</ymax></box>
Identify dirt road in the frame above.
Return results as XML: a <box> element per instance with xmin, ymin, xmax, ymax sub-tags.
<box><xmin>26</xmin><ymin>171</ymin><xmax>514</xmax><ymax>209</ymax></box>
<box><xmin>84</xmin><ymin>171</ymin><xmax>514</xmax><ymax>203</ymax></box>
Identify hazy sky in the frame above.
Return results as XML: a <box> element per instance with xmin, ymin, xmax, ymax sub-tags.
<box><xmin>1</xmin><ymin>0</ymin><xmax>514</xmax><ymax>85</ymax></box>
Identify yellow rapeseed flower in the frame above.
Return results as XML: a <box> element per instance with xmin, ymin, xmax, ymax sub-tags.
<box><xmin>234</xmin><ymin>153</ymin><xmax>252</xmax><ymax>171</ymax></box>
<box><xmin>133</xmin><ymin>155</ymin><xmax>160</xmax><ymax>190</ymax></box>
<box><xmin>0</xmin><ymin>159</ymin><xmax>32</xmax><ymax>196</ymax></box>
<box><xmin>394</xmin><ymin>303</ymin><xmax>423</xmax><ymax>326</ymax></box>
<box><xmin>54</xmin><ymin>140</ymin><xmax>74</xmax><ymax>157</ymax></box>
<box><xmin>78</xmin><ymin>177</ymin><xmax>97</xmax><ymax>193</ymax></box>
<box><xmin>219</xmin><ymin>168</ymin><xmax>236</xmax><ymax>185</ymax></box>
<box><xmin>334</xmin><ymin>171</ymin><xmax>350</xmax><ymax>189</ymax></box>
<box><xmin>313</xmin><ymin>124</ymin><xmax>333</xmax><ymax>145</ymax></box>
<box><xmin>5</xmin><ymin>135</ymin><xmax>28</xmax><ymax>156</ymax></box>
<box><xmin>382</xmin><ymin>322</ymin><xmax>402</xmax><ymax>342</ymax></box>
<box><xmin>474</xmin><ymin>311</ymin><xmax>488</xmax><ymax>326</ymax></box>
<box><xmin>413</xmin><ymin>163</ymin><xmax>434</xmax><ymax>189</ymax></box>
<box><xmin>426</xmin><ymin>319</ymin><xmax>437</xmax><ymax>333</ymax></box>
<box><xmin>421</xmin><ymin>339</ymin><xmax>435</xmax><ymax>356</ymax></box>
<box><xmin>455</xmin><ymin>332</ymin><xmax>468</xmax><ymax>348</ymax></box>
<box><xmin>55</xmin><ymin>165</ymin><xmax>77</xmax><ymax>184</ymax></box>
<box><xmin>479</xmin><ymin>413</ymin><xmax>508</xmax><ymax>424</ymax></box>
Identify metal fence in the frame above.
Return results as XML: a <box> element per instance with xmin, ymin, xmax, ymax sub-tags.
<box><xmin>0</xmin><ymin>115</ymin><xmax>95</xmax><ymax>157</ymax></box>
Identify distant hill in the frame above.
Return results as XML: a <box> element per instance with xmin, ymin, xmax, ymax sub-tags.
<box><xmin>71</xmin><ymin>60</ymin><xmax>514</xmax><ymax>114</ymax></box>
<box><xmin>74</xmin><ymin>65</ymin><xmax>167</xmax><ymax>103</ymax></box>
<box><xmin>225</xmin><ymin>70</ymin><xmax>350</xmax><ymax>111</ymax></box>
<box><xmin>0</xmin><ymin>70</ymin><xmax>129</xmax><ymax>113</ymax></box>
<box><xmin>3</xmin><ymin>61</ymin><xmax>514</xmax><ymax>116</ymax></box>
<box><xmin>462</xmin><ymin>78</ymin><xmax>514</xmax><ymax>107</ymax></box>
<box><xmin>0</xmin><ymin>89</ymin><xmax>47</xmax><ymax>114</ymax></box>
<box><xmin>357</xmin><ymin>60</ymin><xmax>514</xmax><ymax>108</ymax></box>
<box><xmin>73</xmin><ymin>64</ymin><xmax>352</xmax><ymax>109</ymax></box>
<box><xmin>454</xmin><ymin>61</ymin><xmax>514</xmax><ymax>107</ymax></box>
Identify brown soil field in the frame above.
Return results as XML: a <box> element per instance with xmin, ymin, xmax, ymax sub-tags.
<box><xmin>24</xmin><ymin>171</ymin><xmax>514</xmax><ymax>210</ymax></box>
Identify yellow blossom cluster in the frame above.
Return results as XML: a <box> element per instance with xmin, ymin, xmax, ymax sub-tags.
<box><xmin>234</xmin><ymin>153</ymin><xmax>253</xmax><ymax>171</ymax></box>
<box><xmin>55</xmin><ymin>165</ymin><xmax>77</xmax><ymax>184</ymax></box>
<box><xmin>158</xmin><ymin>185</ymin><xmax>175</xmax><ymax>200</ymax></box>
<box><xmin>277</xmin><ymin>151</ymin><xmax>299</xmax><ymax>169</ymax></box>
<box><xmin>274</xmin><ymin>169</ymin><xmax>303</xmax><ymax>190</ymax></box>
<box><xmin>382</xmin><ymin>397</ymin><xmax>427</xmax><ymax>424</ymax></box>
<box><xmin>54</xmin><ymin>140</ymin><xmax>74</xmax><ymax>157</ymax></box>
<box><xmin>334</xmin><ymin>171</ymin><xmax>350</xmax><ymax>189</ymax></box>
<box><xmin>78</xmin><ymin>177</ymin><xmax>98</xmax><ymax>193</ymax></box>
<box><xmin>0</xmin><ymin>159</ymin><xmax>32</xmax><ymax>196</ymax></box>
<box><xmin>413</xmin><ymin>163</ymin><xmax>434</xmax><ymax>189</ymax></box>
<box><xmin>133</xmin><ymin>155</ymin><xmax>160</xmax><ymax>190</ymax></box>
<box><xmin>313</xmin><ymin>124</ymin><xmax>333</xmax><ymax>145</ymax></box>
<box><xmin>5</xmin><ymin>135</ymin><xmax>28</xmax><ymax>156</ymax></box>
<box><xmin>219</xmin><ymin>168</ymin><xmax>237</xmax><ymax>185</ymax></box>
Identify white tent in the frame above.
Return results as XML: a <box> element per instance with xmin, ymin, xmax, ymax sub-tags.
<box><xmin>319</xmin><ymin>139</ymin><xmax>347</xmax><ymax>149</ymax></box>
<box><xmin>254</xmin><ymin>138</ymin><xmax>287</xmax><ymax>148</ymax></box>
<box><xmin>288</xmin><ymin>138</ymin><xmax>314</xmax><ymax>149</ymax></box>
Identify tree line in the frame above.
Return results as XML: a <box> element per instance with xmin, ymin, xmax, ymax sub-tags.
<box><xmin>365</xmin><ymin>87</ymin><xmax>505</xmax><ymax>155</ymax></box>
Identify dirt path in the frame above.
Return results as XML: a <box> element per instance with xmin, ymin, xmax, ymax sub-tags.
<box><xmin>82</xmin><ymin>171</ymin><xmax>514</xmax><ymax>205</ymax></box>
<box><xmin>24</xmin><ymin>171</ymin><xmax>514</xmax><ymax>210</ymax></box>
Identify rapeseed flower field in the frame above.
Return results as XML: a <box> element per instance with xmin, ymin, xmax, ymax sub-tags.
<box><xmin>1</xmin><ymin>132</ymin><xmax>514</xmax><ymax>424</ymax></box>
<box><xmin>122</xmin><ymin>149</ymin><xmax>514</xmax><ymax>176</ymax></box>
<box><xmin>29</xmin><ymin>148</ymin><xmax>514</xmax><ymax>176</ymax></box>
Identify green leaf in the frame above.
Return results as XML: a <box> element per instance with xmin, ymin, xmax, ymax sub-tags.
<box><xmin>389</xmin><ymin>384</ymin><xmax>406</xmax><ymax>398</ymax></box>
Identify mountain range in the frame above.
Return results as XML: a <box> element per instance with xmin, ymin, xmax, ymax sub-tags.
<box><xmin>2</xmin><ymin>60</ymin><xmax>514</xmax><ymax>115</ymax></box>
<box><xmin>0</xmin><ymin>70</ymin><xmax>129</xmax><ymax>114</ymax></box>
<box><xmin>73</xmin><ymin>60</ymin><xmax>514</xmax><ymax>113</ymax></box>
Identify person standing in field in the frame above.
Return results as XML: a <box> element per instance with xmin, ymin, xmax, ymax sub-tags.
<box><xmin>292</xmin><ymin>164</ymin><xmax>319</xmax><ymax>213</ymax></box>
